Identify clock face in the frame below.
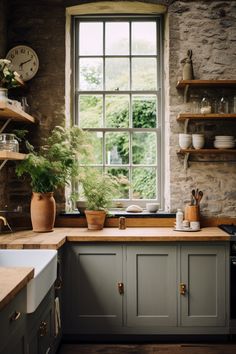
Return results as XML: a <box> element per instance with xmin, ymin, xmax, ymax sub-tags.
<box><xmin>6</xmin><ymin>45</ymin><xmax>39</xmax><ymax>81</ymax></box>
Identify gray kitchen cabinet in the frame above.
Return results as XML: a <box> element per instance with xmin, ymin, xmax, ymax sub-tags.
<box><xmin>0</xmin><ymin>287</ymin><xmax>27</xmax><ymax>354</ymax></box>
<box><xmin>126</xmin><ymin>244</ymin><xmax>177</xmax><ymax>327</ymax></box>
<box><xmin>26</xmin><ymin>287</ymin><xmax>54</xmax><ymax>354</ymax></box>
<box><xmin>62</xmin><ymin>242</ymin><xmax>229</xmax><ymax>335</ymax></box>
<box><xmin>180</xmin><ymin>243</ymin><xmax>227</xmax><ymax>327</ymax></box>
<box><xmin>63</xmin><ymin>243</ymin><xmax>123</xmax><ymax>334</ymax></box>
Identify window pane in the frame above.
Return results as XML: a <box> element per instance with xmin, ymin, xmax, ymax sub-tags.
<box><xmin>106</xmin><ymin>22</ymin><xmax>129</xmax><ymax>55</ymax></box>
<box><xmin>132</xmin><ymin>22</ymin><xmax>156</xmax><ymax>55</ymax></box>
<box><xmin>132</xmin><ymin>58</ymin><xmax>157</xmax><ymax>90</ymax></box>
<box><xmin>105</xmin><ymin>58</ymin><xmax>129</xmax><ymax>91</ymax></box>
<box><xmin>105</xmin><ymin>95</ymin><xmax>129</xmax><ymax>128</ymax></box>
<box><xmin>79</xmin><ymin>22</ymin><xmax>103</xmax><ymax>55</ymax></box>
<box><xmin>79</xmin><ymin>58</ymin><xmax>103</xmax><ymax>90</ymax></box>
<box><xmin>132</xmin><ymin>95</ymin><xmax>157</xmax><ymax>128</ymax></box>
<box><xmin>105</xmin><ymin>132</ymin><xmax>129</xmax><ymax>165</ymax></box>
<box><xmin>79</xmin><ymin>95</ymin><xmax>103</xmax><ymax>128</ymax></box>
<box><xmin>89</xmin><ymin>131</ymin><xmax>103</xmax><ymax>164</ymax></box>
<box><xmin>132</xmin><ymin>132</ymin><xmax>157</xmax><ymax>165</ymax></box>
<box><xmin>106</xmin><ymin>167</ymin><xmax>130</xmax><ymax>199</ymax></box>
<box><xmin>132</xmin><ymin>167</ymin><xmax>157</xmax><ymax>199</ymax></box>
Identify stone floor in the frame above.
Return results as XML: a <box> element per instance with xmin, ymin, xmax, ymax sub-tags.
<box><xmin>57</xmin><ymin>343</ymin><xmax>236</xmax><ymax>354</ymax></box>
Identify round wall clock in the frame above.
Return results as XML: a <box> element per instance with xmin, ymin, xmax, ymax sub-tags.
<box><xmin>6</xmin><ymin>45</ymin><xmax>39</xmax><ymax>81</ymax></box>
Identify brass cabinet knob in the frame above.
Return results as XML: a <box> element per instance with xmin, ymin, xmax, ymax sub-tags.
<box><xmin>39</xmin><ymin>321</ymin><xmax>47</xmax><ymax>337</ymax></box>
<box><xmin>180</xmin><ymin>283</ymin><xmax>187</xmax><ymax>295</ymax></box>
<box><xmin>117</xmin><ymin>282</ymin><xmax>124</xmax><ymax>295</ymax></box>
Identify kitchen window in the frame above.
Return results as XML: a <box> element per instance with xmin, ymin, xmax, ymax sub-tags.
<box><xmin>73</xmin><ymin>16</ymin><xmax>163</xmax><ymax>206</ymax></box>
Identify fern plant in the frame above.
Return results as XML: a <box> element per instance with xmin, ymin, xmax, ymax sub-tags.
<box><xmin>79</xmin><ymin>168</ymin><xmax>119</xmax><ymax>211</ymax></box>
<box><xmin>15</xmin><ymin>126</ymin><xmax>90</xmax><ymax>193</ymax></box>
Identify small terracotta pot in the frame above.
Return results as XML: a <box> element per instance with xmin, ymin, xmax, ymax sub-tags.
<box><xmin>31</xmin><ymin>192</ymin><xmax>56</xmax><ymax>232</ymax></box>
<box><xmin>184</xmin><ymin>205</ymin><xmax>200</xmax><ymax>222</ymax></box>
<box><xmin>85</xmin><ymin>210</ymin><xmax>106</xmax><ymax>230</ymax></box>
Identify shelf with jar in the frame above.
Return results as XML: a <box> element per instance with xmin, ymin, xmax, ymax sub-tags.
<box><xmin>0</xmin><ymin>101</ymin><xmax>36</xmax><ymax>170</ymax></box>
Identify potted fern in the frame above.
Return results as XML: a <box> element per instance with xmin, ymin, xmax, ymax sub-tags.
<box><xmin>15</xmin><ymin>125</ymin><xmax>90</xmax><ymax>232</ymax></box>
<box><xmin>79</xmin><ymin>168</ymin><xmax>119</xmax><ymax>230</ymax></box>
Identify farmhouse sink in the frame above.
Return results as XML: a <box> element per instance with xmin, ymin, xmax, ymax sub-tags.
<box><xmin>0</xmin><ymin>249</ymin><xmax>57</xmax><ymax>313</ymax></box>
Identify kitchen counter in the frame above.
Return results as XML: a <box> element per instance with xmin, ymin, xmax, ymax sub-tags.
<box><xmin>0</xmin><ymin>227</ymin><xmax>230</xmax><ymax>249</ymax></box>
<box><xmin>0</xmin><ymin>267</ymin><xmax>34</xmax><ymax>310</ymax></box>
<box><xmin>0</xmin><ymin>227</ymin><xmax>229</xmax><ymax>310</ymax></box>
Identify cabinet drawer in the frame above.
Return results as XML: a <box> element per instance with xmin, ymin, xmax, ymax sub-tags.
<box><xmin>0</xmin><ymin>287</ymin><xmax>26</xmax><ymax>352</ymax></box>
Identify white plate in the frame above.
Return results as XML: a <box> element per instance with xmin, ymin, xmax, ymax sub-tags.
<box><xmin>174</xmin><ymin>228</ymin><xmax>201</xmax><ymax>232</ymax></box>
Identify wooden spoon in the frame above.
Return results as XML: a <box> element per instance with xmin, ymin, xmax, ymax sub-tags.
<box><xmin>198</xmin><ymin>191</ymin><xmax>203</xmax><ymax>203</ymax></box>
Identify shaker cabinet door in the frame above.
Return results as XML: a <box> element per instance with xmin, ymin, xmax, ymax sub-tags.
<box><xmin>63</xmin><ymin>244</ymin><xmax>123</xmax><ymax>333</ymax></box>
<box><xmin>126</xmin><ymin>244</ymin><xmax>178</xmax><ymax>327</ymax></box>
<box><xmin>180</xmin><ymin>244</ymin><xmax>227</xmax><ymax>327</ymax></box>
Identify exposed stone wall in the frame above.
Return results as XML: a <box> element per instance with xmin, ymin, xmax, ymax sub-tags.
<box><xmin>167</xmin><ymin>0</ymin><xmax>236</xmax><ymax>217</ymax></box>
<box><xmin>1</xmin><ymin>0</ymin><xmax>236</xmax><ymax>218</ymax></box>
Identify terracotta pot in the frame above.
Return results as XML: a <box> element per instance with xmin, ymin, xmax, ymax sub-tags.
<box><xmin>184</xmin><ymin>205</ymin><xmax>200</xmax><ymax>222</ymax></box>
<box><xmin>31</xmin><ymin>192</ymin><xmax>56</xmax><ymax>232</ymax></box>
<box><xmin>85</xmin><ymin>210</ymin><xmax>106</xmax><ymax>230</ymax></box>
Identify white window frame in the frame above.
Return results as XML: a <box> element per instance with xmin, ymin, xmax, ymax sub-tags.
<box><xmin>66</xmin><ymin>2</ymin><xmax>165</xmax><ymax>209</ymax></box>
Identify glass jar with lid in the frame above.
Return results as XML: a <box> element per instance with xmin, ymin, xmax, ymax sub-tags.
<box><xmin>218</xmin><ymin>96</ymin><xmax>229</xmax><ymax>114</ymax></box>
<box><xmin>200</xmin><ymin>95</ymin><xmax>212</xmax><ymax>114</ymax></box>
<box><xmin>0</xmin><ymin>134</ymin><xmax>19</xmax><ymax>152</ymax></box>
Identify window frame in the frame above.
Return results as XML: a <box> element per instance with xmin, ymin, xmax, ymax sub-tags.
<box><xmin>72</xmin><ymin>15</ymin><xmax>164</xmax><ymax>208</ymax></box>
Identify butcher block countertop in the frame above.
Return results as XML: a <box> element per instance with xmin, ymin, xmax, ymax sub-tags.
<box><xmin>0</xmin><ymin>267</ymin><xmax>34</xmax><ymax>311</ymax></box>
<box><xmin>0</xmin><ymin>227</ymin><xmax>230</xmax><ymax>249</ymax></box>
<box><xmin>0</xmin><ymin>226</ymin><xmax>230</xmax><ymax>311</ymax></box>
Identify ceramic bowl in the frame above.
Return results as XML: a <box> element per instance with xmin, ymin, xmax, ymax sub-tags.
<box><xmin>146</xmin><ymin>203</ymin><xmax>160</xmax><ymax>213</ymax></box>
<box><xmin>179</xmin><ymin>134</ymin><xmax>192</xmax><ymax>149</ymax></box>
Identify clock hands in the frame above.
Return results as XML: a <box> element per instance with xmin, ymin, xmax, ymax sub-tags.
<box><xmin>19</xmin><ymin>58</ymin><xmax>32</xmax><ymax>69</ymax></box>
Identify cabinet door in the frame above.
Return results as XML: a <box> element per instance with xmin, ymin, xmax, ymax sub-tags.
<box><xmin>64</xmin><ymin>244</ymin><xmax>123</xmax><ymax>333</ymax></box>
<box><xmin>126</xmin><ymin>244</ymin><xmax>177</xmax><ymax>327</ymax></box>
<box><xmin>180</xmin><ymin>243</ymin><xmax>227</xmax><ymax>327</ymax></box>
<box><xmin>26</xmin><ymin>288</ymin><xmax>54</xmax><ymax>354</ymax></box>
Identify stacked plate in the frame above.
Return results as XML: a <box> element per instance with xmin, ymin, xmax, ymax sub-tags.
<box><xmin>214</xmin><ymin>136</ymin><xmax>235</xmax><ymax>149</ymax></box>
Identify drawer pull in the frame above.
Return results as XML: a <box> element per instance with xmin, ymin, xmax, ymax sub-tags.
<box><xmin>10</xmin><ymin>311</ymin><xmax>21</xmax><ymax>322</ymax></box>
<box><xmin>39</xmin><ymin>321</ymin><xmax>47</xmax><ymax>337</ymax></box>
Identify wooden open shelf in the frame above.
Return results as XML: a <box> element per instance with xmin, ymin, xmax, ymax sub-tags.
<box><xmin>0</xmin><ymin>151</ymin><xmax>26</xmax><ymax>160</ymax></box>
<box><xmin>0</xmin><ymin>101</ymin><xmax>36</xmax><ymax>123</ymax></box>
<box><xmin>176</xmin><ymin>80</ymin><xmax>236</xmax><ymax>89</ymax></box>
<box><xmin>177</xmin><ymin>148</ymin><xmax>236</xmax><ymax>155</ymax></box>
<box><xmin>177</xmin><ymin>113</ymin><xmax>236</xmax><ymax>121</ymax></box>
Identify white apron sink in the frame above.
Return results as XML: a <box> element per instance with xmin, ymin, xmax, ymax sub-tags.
<box><xmin>0</xmin><ymin>249</ymin><xmax>57</xmax><ymax>313</ymax></box>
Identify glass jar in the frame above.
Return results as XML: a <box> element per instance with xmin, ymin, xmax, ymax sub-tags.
<box><xmin>190</xmin><ymin>95</ymin><xmax>200</xmax><ymax>113</ymax></box>
<box><xmin>0</xmin><ymin>134</ymin><xmax>19</xmax><ymax>152</ymax></box>
<box><xmin>200</xmin><ymin>95</ymin><xmax>212</xmax><ymax>114</ymax></box>
<box><xmin>218</xmin><ymin>96</ymin><xmax>229</xmax><ymax>114</ymax></box>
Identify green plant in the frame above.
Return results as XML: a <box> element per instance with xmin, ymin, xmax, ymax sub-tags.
<box><xmin>15</xmin><ymin>126</ymin><xmax>90</xmax><ymax>193</ymax></box>
<box><xmin>79</xmin><ymin>168</ymin><xmax>119</xmax><ymax>211</ymax></box>
<box><xmin>0</xmin><ymin>59</ymin><xmax>21</xmax><ymax>88</ymax></box>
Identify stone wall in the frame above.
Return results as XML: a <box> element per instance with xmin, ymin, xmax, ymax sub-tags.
<box><xmin>1</xmin><ymin>0</ymin><xmax>236</xmax><ymax>218</ymax></box>
<box><xmin>167</xmin><ymin>0</ymin><xmax>236</xmax><ymax>217</ymax></box>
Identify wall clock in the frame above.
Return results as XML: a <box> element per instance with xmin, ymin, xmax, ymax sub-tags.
<box><xmin>6</xmin><ymin>45</ymin><xmax>39</xmax><ymax>81</ymax></box>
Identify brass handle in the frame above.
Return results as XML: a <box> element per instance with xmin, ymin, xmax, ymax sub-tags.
<box><xmin>9</xmin><ymin>311</ymin><xmax>21</xmax><ymax>322</ymax></box>
<box><xmin>55</xmin><ymin>277</ymin><xmax>62</xmax><ymax>290</ymax></box>
<box><xmin>118</xmin><ymin>282</ymin><xmax>124</xmax><ymax>295</ymax></box>
<box><xmin>39</xmin><ymin>321</ymin><xmax>47</xmax><ymax>337</ymax></box>
<box><xmin>180</xmin><ymin>283</ymin><xmax>187</xmax><ymax>295</ymax></box>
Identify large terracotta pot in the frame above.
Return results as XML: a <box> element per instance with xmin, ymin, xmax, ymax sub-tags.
<box><xmin>31</xmin><ymin>192</ymin><xmax>56</xmax><ymax>232</ymax></box>
<box><xmin>85</xmin><ymin>210</ymin><xmax>106</xmax><ymax>230</ymax></box>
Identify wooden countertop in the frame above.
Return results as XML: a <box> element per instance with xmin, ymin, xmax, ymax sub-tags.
<box><xmin>0</xmin><ymin>267</ymin><xmax>34</xmax><ymax>311</ymax></box>
<box><xmin>0</xmin><ymin>227</ymin><xmax>230</xmax><ymax>249</ymax></box>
